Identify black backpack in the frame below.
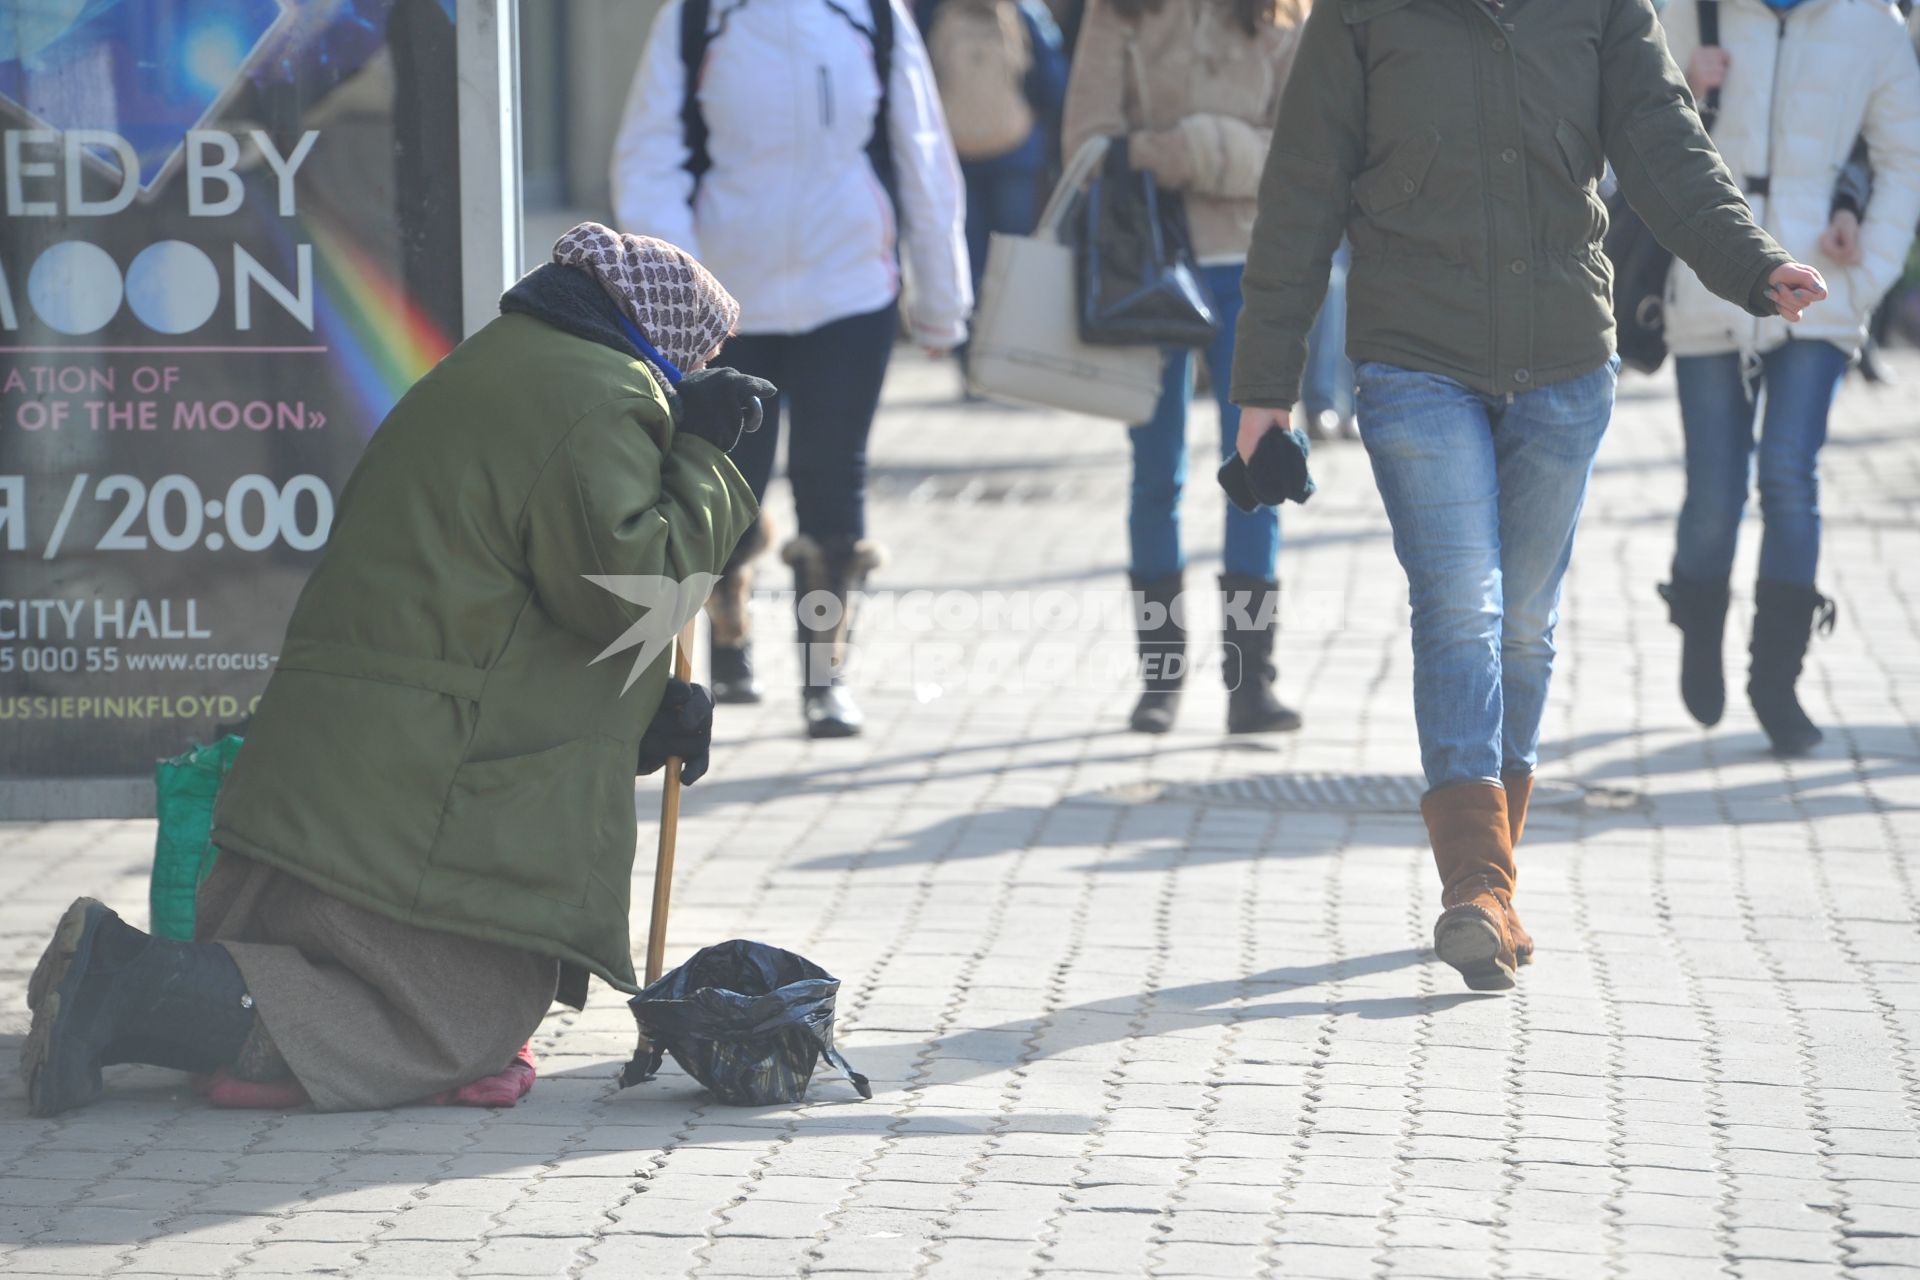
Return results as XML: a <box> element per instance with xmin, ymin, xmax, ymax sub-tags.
<box><xmin>678</xmin><ymin>0</ymin><xmax>899</xmax><ymax>210</ymax></box>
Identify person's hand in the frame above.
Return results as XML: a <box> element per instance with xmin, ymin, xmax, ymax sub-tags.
<box><xmin>1237</xmin><ymin>406</ymin><xmax>1291</xmax><ymax>464</ymax></box>
<box><xmin>674</xmin><ymin>368</ymin><xmax>777</xmax><ymax>454</ymax></box>
<box><xmin>1687</xmin><ymin>47</ymin><xmax>1730</xmax><ymax>97</ymax></box>
<box><xmin>637</xmin><ymin>678</ymin><xmax>714</xmax><ymax>785</ymax></box>
<box><xmin>1818</xmin><ymin>210</ymin><xmax>1863</xmax><ymax>266</ymax></box>
<box><xmin>1766</xmin><ymin>263</ymin><xmax>1829</xmax><ymax>322</ymax></box>
<box><xmin>1219</xmin><ymin>417</ymin><xmax>1316</xmax><ymax>510</ymax></box>
<box><xmin>923</xmin><ymin>345</ymin><xmax>954</xmax><ymax>360</ymax></box>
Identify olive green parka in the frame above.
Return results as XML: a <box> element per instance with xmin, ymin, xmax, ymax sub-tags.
<box><xmin>211</xmin><ymin>307</ymin><xmax>757</xmax><ymax>995</ymax></box>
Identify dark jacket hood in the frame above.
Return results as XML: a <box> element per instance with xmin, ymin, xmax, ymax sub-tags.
<box><xmin>500</xmin><ymin>263</ymin><xmax>643</xmax><ymax>362</ymax></box>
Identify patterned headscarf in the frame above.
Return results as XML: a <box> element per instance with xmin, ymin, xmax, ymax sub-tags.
<box><xmin>552</xmin><ymin>222</ymin><xmax>740</xmax><ymax>376</ymax></box>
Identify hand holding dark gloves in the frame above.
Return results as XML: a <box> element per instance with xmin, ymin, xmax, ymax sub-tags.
<box><xmin>673</xmin><ymin>368</ymin><xmax>777</xmax><ymax>454</ymax></box>
<box><xmin>636</xmin><ymin>678</ymin><xmax>714</xmax><ymax>785</ymax></box>
<box><xmin>1217</xmin><ymin>425</ymin><xmax>1316</xmax><ymax>512</ymax></box>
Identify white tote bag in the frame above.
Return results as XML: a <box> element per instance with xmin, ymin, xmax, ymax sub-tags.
<box><xmin>968</xmin><ymin>138</ymin><xmax>1164</xmax><ymax>422</ymax></box>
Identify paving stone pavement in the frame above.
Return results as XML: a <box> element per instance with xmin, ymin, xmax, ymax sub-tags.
<box><xmin>2</xmin><ymin>352</ymin><xmax>1919</xmax><ymax>1279</ymax></box>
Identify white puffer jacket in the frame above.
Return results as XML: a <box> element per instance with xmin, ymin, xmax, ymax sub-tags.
<box><xmin>612</xmin><ymin>0</ymin><xmax>971</xmax><ymax>346</ymax></box>
<box><xmin>1661</xmin><ymin>0</ymin><xmax>1920</xmax><ymax>358</ymax></box>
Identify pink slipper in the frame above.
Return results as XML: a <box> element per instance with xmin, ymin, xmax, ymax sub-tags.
<box><xmin>199</xmin><ymin>1043</ymin><xmax>536</xmax><ymax>1110</ymax></box>
<box><xmin>425</xmin><ymin>1042</ymin><xmax>537</xmax><ymax>1108</ymax></box>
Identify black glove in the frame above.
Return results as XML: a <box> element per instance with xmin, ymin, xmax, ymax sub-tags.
<box><xmin>673</xmin><ymin>368</ymin><xmax>777</xmax><ymax>454</ymax></box>
<box><xmin>636</xmin><ymin>678</ymin><xmax>714</xmax><ymax>785</ymax></box>
<box><xmin>1217</xmin><ymin>426</ymin><xmax>1316</xmax><ymax>513</ymax></box>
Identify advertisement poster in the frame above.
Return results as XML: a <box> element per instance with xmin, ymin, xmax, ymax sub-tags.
<box><xmin>0</xmin><ymin>0</ymin><xmax>464</xmax><ymax>792</ymax></box>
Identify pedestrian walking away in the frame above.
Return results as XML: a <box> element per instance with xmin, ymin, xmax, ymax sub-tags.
<box><xmin>1062</xmin><ymin>0</ymin><xmax>1307</xmax><ymax>737</ymax></box>
<box><xmin>1228</xmin><ymin>0</ymin><xmax>1829</xmax><ymax>991</ymax></box>
<box><xmin>1656</xmin><ymin>0</ymin><xmax>1920</xmax><ymax>757</ymax></box>
<box><xmin>613</xmin><ymin>0</ymin><xmax>972</xmax><ymax>739</ymax></box>
<box><xmin>19</xmin><ymin>225</ymin><xmax>766</xmax><ymax>1115</ymax></box>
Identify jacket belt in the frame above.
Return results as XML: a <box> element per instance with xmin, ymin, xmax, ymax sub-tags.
<box><xmin>1745</xmin><ymin>176</ymin><xmax>1771</xmax><ymax>198</ymax></box>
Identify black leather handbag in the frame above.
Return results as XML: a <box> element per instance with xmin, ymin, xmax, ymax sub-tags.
<box><xmin>1606</xmin><ymin>0</ymin><xmax>1720</xmax><ymax>374</ymax></box>
<box><xmin>1076</xmin><ymin>142</ymin><xmax>1220</xmax><ymax>348</ymax></box>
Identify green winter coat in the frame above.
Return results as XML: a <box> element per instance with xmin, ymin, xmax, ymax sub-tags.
<box><xmin>1228</xmin><ymin>0</ymin><xmax>1793</xmax><ymax>405</ymax></box>
<box><xmin>211</xmin><ymin>313</ymin><xmax>757</xmax><ymax>994</ymax></box>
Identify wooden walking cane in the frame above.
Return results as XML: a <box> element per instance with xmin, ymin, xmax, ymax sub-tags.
<box><xmin>645</xmin><ymin>620</ymin><xmax>698</xmax><ymax>986</ymax></box>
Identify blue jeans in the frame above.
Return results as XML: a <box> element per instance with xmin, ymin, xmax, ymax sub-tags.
<box><xmin>1355</xmin><ymin>357</ymin><xmax>1618</xmax><ymax>788</ymax></box>
<box><xmin>962</xmin><ymin>152</ymin><xmax>1044</xmax><ymax>297</ymax></box>
<box><xmin>1672</xmin><ymin>340</ymin><xmax>1846</xmax><ymax>588</ymax></box>
<box><xmin>1302</xmin><ymin>239</ymin><xmax>1354</xmax><ymax>423</ymax></box>
<box><xmin>1128</xmin><ymin>263</ymin><xmax>1279</xmax><ymax>580</ymax></box>
<box><xmin>720</xmin><ymin>301</ymin><xmax>901</xmax><ymax>540</ymax></box>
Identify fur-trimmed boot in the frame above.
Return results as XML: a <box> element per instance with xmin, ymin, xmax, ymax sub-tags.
<box><xmin>1657</xmin><ymin>571</ymin><xmax>1732</xmax><ymax>727</ymax></box>
<box><xmin>1219</xmin><ymin>574</ymin><xmax>1303</xmax><ymax>735</ymax></box>
<box><xmin>1501</xmin><ymin>769</ymin><xmax>1536</xmax><ymax>966</ymax></box>
<box><xmin>784</xmin><ymin>533</ymin><xmax>884</xmax><ymax>739</ymax></box>
<box><xmin>22</xmin><ymin>898</ymin><xmax>260</xmax><ymax>1117</ymax></box>
<box><xmin>1128</xmin><ymin>572</ymin><xmax>1186</xmax><ymax>735</ymax></box>
<box><xmin>1422</xmin><ymin>782</ymin><xmax>1519</xmax><ymax>992</ymax></box>
<box><xmin>708</xmin><ymin>512</ymin><xmax>773</xmax><ymax>704</ymax></box>
<box><xmin>1749</xmin><ymin>579</ymin><xmax>1836</xmax><ymax>758</ymax></box>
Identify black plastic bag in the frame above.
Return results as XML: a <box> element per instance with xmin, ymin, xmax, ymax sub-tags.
<box><xmin>1076</xmin><ymin>143</ymin><xmax>1219</xmax><ymax>348</ymax></box>
<box><xmin>618</xmin><ymin>940</ymin><xmax>872</xmax><ymax>1105</ymax></box>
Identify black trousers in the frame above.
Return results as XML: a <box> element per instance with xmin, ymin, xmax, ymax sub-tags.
<box><xmin>720</xmin><ymin>300</ymin><xmax>900</xmax><ymax>542</ymax></box>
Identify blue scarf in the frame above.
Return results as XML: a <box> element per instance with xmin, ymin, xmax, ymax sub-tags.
<box><xmin>616</xmin><ymin>312</ymin><xmax>685</xmax><ymax>386</ymax></box>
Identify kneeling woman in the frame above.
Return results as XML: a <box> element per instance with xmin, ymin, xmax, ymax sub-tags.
<box><xmin>22</xmin><ymin>225</ymin><xmax>768</xmax><ymax>1115</ymax></box>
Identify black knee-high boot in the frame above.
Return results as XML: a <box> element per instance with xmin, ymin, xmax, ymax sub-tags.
<box><xmin>1657</xmin><ymin>570</ymin><xmax>1732</xmax><ymax>727</ymax></box>
<box><xmin>1220</xmin><ymin>574</ymin><xmax>1303</xmax><ymax>734</ymax></box>
<box><xmin>1748</xmin><ymin>579</ymin><xmax>1836</xmax><ymax>757</ymax></box>
<box><xmin>23</xmin><ymin>898</ymin><xmax>257</xmax><ymax>1117</ymax></box>
<box><xmin>1128</xmin><ymin>572</ymin><xmax>1186</xmax><ymax>734</ymax></box>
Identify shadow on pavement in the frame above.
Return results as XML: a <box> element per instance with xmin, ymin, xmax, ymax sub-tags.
<box><xmin>0</xmin><ymin>948</ymin><xmax>1443</xmax><ymax>1247</ymax></box>
<box><xmin>0</xmin><ymin>1056</ymin><xmax>1098</xmax><ymax>1247</ymax></box>
<box><xmin>786</xmin><ymin>792</ymin><xmax>1360</xmax><ymax>874</ymax></box>
<box><xmin>836</xmin><ymin>948</ymin><xmax>1442</xmax><ymax>1091</ymax></box>
<box><xmin>787</xmin><ymin>729</ymin><xmax>1919</xmax><ymax>875</ymax></box>
<box><xmin>680</xmin><ymin>731</ymin><xmax>1199</xmax><ymax>814</ymax></box>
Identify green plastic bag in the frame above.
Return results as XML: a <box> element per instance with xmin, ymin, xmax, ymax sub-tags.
<box><xmin>150</xmin><ymin>736</ymin><xmax>244</xmax><ymax>941</ymax></box>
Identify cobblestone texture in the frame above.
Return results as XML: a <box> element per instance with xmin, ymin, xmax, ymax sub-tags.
<box><xmin>2</xmin><ymin>354</ymin><xmax>1918</xmax><ymax>1278</ymax></box>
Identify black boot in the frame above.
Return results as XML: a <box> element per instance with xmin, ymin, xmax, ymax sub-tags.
<box><xmin>708</xmin><ymin>513</ymin><xmax>771</xmax><ymax>704</ymax></box>
<box><xmin>1748</xmin><ymin>580</ymin><xmax>1836</xmax><ymax>757</ymax></box>
<box><xmin>1861</xmin><ymin>304</ymin><xmax>1896</xmax><ymax>385</ymax></box>
<box><xmin>784</xmin><ymin>534</ymin><xmax>884</xmax><ymax>739</ymax></box>
<box><xmin>1859</xmin><ymin>342</ymin><xmax>1893</xmax><ymax>387</ymax></box>
<box><xmin>22</xmin><ymin>898</ymin><xmax>256</xmax><ymax>1117</ymax></box>
<box><xmin>1220</xmin><ymin>574</ymin><xmax>1303</xmax><ymax>735</ymax></box>
<box><xmin>709</xmin><ymin>642</ymin><xmax>759</xmax><ymax>704</ymax></box>
<box><xmin>1128</xmin><ymin>573</ymin><xmax>1186</xmax><ymax>734</ymax></box>
<box><xmin>1657</xmin><ymin>571</ymin><xmax>1732</xmax><ymax>727</ymax></box>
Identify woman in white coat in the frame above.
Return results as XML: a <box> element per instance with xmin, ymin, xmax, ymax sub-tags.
<box><xmin>1657</xmin><ymin>0</ymin><xmax>1920</xmax><ymax>756</ymax></box>
<box><xmin>613</xmin><ymin>0</ymin><xmax>970</xmax><ymax>737</ymax></box>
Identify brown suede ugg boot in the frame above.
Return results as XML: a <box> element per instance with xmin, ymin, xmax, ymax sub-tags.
<box><xmin>1422</xmin><ymin>781</ymin><xmax>1518</xmax><ymax>992</ymax></box>
<box><xmin>1500</xmin><ymin>769</ymin><xmax>1536</xmax><ymax>967</ymax></box>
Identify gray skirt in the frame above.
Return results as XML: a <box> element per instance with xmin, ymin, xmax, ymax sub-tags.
<box><xmin>195</xmin><ymin>853</ymin><xmax>558</xmax><ymax>1112</ymax></box>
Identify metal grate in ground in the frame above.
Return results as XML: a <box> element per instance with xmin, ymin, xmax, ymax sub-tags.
<box><xmin>1089</xmin><ymin>773</ymin><xmax>1605</xmax><ymax>814</ymax></box>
